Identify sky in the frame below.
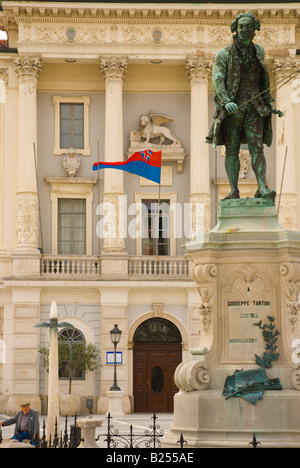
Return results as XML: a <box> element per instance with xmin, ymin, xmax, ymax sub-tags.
<box><xmin>0</xmin><ymin>30</ymin><xmax>7</xmax><ymax>39</ymax></box>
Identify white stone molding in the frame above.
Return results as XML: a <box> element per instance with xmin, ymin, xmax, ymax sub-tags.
<box><xmin>101</xmin><ymin>192</ymin><xmax>127</xmax><ymax>253</ymax></box>
<box><xmin>174</xmin><ymin>358</ymin><xmax>210</xmax><ymax>392</ymax></box>
<box><xmin>0</xmin><ymin>68</ymin><xmax>9</xmax><ymax>88</ymax></box>
<box><xmin>13</xmin><ymin>55</ymin><xmax>42</xmax><ymax>83</ymax></box>
<box><xmin>192</xmin><ymin>263</ymin><xmax>217</xmax><ymax>333</ymax></box>
<box><xmin>280</xmin><ymin>262</ymin><xmax>300</xmax><ymax>333</ymax></box>
<box><xmin>185</xmin><ymin>56</ymin><xmax>213</xmax><ymax>83</ymax></box>
<box><xmin>292</xmin><ymin>368</ymin><xmax>300</xmax><ymax>391</ymax></box>
<box><xmin>16</xmin><ymin>192</ymin><xmax>39</xmax><ymax>250</ymax></box>
<box><xmin>100</xmin><ymin>56</ymin><xmax>127</xmax><ymax>82</ymax></box>
<box><xmin>14</xmin><ymin>15</ymin><xmax>297</xmax><ymax>49</ymax></box>
<box><xmin>62</xmin><ymin>147</ymin><xmax>81</xmax><ymax>178</ymax></box>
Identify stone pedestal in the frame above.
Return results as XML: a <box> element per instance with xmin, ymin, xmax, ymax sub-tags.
<box><xmin>106</xmin><ymin>390</ymin><xmax>125</xmax><ymax>418</ymax></box>
<box><xmin>162</xmin><ymin>199</ymin><xmax>300</xmax><ymax>448</ymax></box>
<box><xmin>77</xmin><ymin>417</ymin><xmax>103</xmax><ymax>449</ymax></box>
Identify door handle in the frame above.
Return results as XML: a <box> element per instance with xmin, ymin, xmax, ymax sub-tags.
<box><xmin>147</xmin><ymin>380</ymin><xmax>152</xmax><ymax>389</ymax></box>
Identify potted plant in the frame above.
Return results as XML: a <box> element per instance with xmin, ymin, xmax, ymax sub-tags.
<box><xmin>39</xmin><ymin>340</ymin><xmax>99</xmax><ymax>416</ymax></box>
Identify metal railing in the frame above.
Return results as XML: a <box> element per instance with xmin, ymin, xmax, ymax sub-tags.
<box><xmin>0</xmin><ymin>415</ymin><xmax>263</xmax><ymax>449</ymax></box>
<box><xmin>96</xmin><ymin>412</ymin><xmax>164</xmax><ymax>449</ymax></box>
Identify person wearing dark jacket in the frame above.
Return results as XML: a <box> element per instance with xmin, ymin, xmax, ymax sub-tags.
<box><xmin>0</xmin><ymin>402</ymin><xmax>40</xmax><ymax>443</ymax></box>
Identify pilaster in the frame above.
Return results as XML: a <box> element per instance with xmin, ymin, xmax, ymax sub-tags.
<box><xmin>100</xmin><ymin>57</ymin><xmax>127</xmax><ymax>254</ymax></box>
<box><xmin>13</xmin><ymin>56</ymin><xmax>42</xmax><ymax>273</ymax></box>
<box><xmin>186</xmin><ymin>57</ymin><xmax>213</xmax><ymax>234</ymax></box>
<box><xmin>272</xmin><ymin>56</ymin><xmax>299</xmax><ymax>231</ymax></box>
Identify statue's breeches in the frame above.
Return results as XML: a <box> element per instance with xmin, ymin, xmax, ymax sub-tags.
<box><xmin>224</xmin><ymin>104</ymin><xmax>264</xmax><ymax>164</ymax></box>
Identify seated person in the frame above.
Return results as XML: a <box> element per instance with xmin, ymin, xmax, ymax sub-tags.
<box><xmin>0</xmin><ymin>402</ymin><xmax>39</xmax><ymax>444</ymax></box>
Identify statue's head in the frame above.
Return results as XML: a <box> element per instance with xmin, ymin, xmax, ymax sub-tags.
<box><xmin>230</xmin><ymin>12</ymin><xmax>260</xmax><ymax>41</ymax></box>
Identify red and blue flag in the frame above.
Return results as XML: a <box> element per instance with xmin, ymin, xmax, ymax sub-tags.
<box><xmin>93</xmin><ymin>149</ymin><xmax>161</xmax><ymax>184</ymax></box>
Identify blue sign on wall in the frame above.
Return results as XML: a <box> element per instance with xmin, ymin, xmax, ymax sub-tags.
<box><xmin>106</xmin><ymin>351</ymin><xmax>123</xmax><ymax>365</ymax></box>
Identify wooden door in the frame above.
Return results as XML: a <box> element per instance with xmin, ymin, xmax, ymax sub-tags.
<box><xmin>133</xmin><ymin>342</ymin><xmax>182</xmax><ymax>413</ymax></box>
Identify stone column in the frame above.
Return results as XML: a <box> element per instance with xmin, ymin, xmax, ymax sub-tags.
<box><xmin>0</xmin><ymin>67</ymin><xmax>8</xmax><ymax>254</ymax></box>
<box><xmin>13</xmin><ymin>57</ymin><xmax>42</xmax><ymax>274</ymax></box>
<box><xmin>272</xmin><ymin>57</ymin><xmax>299</xmax><ymax>231</ymax></box>
<box><xmin>186</xmin><ymin>57</ymin><xmax>213</xmax><ymax>235</ymax></box>
<box><xmin>100</xmin><ymin>57</ymin><xmax>127</xmax><ymax>253</ymax></box>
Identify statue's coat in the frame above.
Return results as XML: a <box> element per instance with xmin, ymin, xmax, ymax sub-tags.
<box><xmin>206</xmin><ymin>41</ymin><xmax>273</xmax><ymax>148</ymax></box>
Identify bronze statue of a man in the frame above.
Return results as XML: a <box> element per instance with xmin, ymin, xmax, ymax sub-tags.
<box><xmin>206</xmin><ymin>12</ymin><xmax>276</xmax><ymax>200</ymax></box>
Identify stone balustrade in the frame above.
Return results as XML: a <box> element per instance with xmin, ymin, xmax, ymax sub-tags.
<box><xmin>40</xmin><ymin>255</ymin><xmax>190</xmax><ymax>280</ymax></box>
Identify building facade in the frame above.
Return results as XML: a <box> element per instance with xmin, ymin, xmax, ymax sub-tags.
<box><xmin>0</xmin><ymin>1</ymin><xmax>299</xmax><ymax>415</ymax></box>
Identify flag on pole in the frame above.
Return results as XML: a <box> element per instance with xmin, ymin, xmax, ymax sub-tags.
<box><xmin>92</xmin><ymin>149</ymin><xmax>161</xmax><ymax>184</ymax></box>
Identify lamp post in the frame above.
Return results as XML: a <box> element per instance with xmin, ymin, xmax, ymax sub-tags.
<box><xmin>110</xmin><ymin>324</ymin><xmax>122</xmax><ymax>391</ymax></box>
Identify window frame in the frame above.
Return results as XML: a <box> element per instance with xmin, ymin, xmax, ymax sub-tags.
<box><xmin>58</xmin><ymin>198</ymin><xmax>87</xmax><ymax>255</ymax></box>
<box><xmin>58</xmin><ymin>327</ymin><xmax>86</xmax><ymax>381</ymax></box>
<box><xmin>45</xmin><ymin>177</ymin><xmax>97</xmax><ymax>255</ymax></box>
<box><xmin>141</xmin><ymin>198</ymin><xmax>170</xmax><ymax>256</ymax></box>
<box><xmin>53</xmin><ymin>96</ymin><xmax>91</xmax><ymax>156</ymax></box>
<box><xmin>134</xmin><ymin>192</ymin><xmax>177</xmax><ymax>256</ymax></box>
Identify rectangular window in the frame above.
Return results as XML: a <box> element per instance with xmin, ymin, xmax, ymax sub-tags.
<box><xmin>60</xmin><ymin>103</ymin><xmax>84</xmax><ymax>150</ymax></box>
<box><xmin>53</xmin><ymin>96</ymin><xmax>90</xmax><ymax>156</ymax></box>
<box><xmin>58</xmin><ymin>198</ymin><xmax>86</xmax><ymax>255</ymax></box>
<box><xmin>142</xmin><ymin>200</ymin><xmax>170</xmax><ymax>256</ymax></box>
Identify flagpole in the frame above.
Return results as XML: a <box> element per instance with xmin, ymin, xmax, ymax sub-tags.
<box><xmin>97</xmin><ymin>141</ymin><xmax>101</xmax><ymax>255</ymax></box>
<box><xmin>277</xmin><ymin>145</ymin><xmax>288</xmax><ymax>218</ymax></box>
<box><xmin>33</xmin><ymin>142</ymin><xmax>43</xmax><ymax>253</ymax></box>
<box><xmin>156</xmin><ymin>147</ymin><xmax>162</xmax><ymax>256</ymax></box>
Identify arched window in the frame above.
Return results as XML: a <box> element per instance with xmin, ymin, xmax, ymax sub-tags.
<box><xmin>133</xmin><ymin>318</ymin><xmax>182</xmax><ymax>343</ymax></box>
<box><xmin>58</xmin><ymin>328</ymin><xmax>85</xmax><ymax>380</ymax></box>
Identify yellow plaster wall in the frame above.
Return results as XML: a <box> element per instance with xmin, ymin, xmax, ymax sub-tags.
<box><xmin>37</xmin><ymin>63</ymin><xmax>190</xmax><ymax>93</ymax></box>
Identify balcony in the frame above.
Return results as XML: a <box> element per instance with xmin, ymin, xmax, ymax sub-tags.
<box><xmin>41</xmin><ymin>255</ymin><xmax>101</xmax><ymax>277</ymax></box>
<box><xmin>40</xmin><ymin>255</ymin><xmax>190</xmax><ymax>280</ymax></box>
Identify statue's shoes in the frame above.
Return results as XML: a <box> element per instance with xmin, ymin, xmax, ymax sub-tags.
<box><xmin>257</xmin><ymin>187</ymin><xmax>276</xmax><ymax>200</ymax></box>
<box><xmin>224</xmin><ymin>190</ymin><xmax>240</xmax><ymax>199</ymax></box>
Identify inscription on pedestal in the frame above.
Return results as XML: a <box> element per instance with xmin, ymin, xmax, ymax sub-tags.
<box><xmin>221</xmin><ymin>267</ymin><xmax>275</xmax><ymax>364</ymax></box>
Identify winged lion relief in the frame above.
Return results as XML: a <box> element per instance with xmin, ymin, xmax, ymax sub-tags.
<box><xmin>130</xmin><ymin>111</ymin><xmax>182</xmax><ymax>147</ymax></box>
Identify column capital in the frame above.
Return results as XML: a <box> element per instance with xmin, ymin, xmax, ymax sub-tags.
<box><xmin>186</xmin><ymin>56</ymin><xmax>213</xmax><ymax>83</ymax></box>
<box><xmin>100</xmin><ymin>56</ymin><xmax>128</xmax><ymax>82</ymax></box>
<box><xmin>271</xmin><ymin>56</ymin><xmax>300</xmax><ymax>80</ymax></box>
<box><xmin>13</xmin><ymin>56</ymin><xmax>42</xmax><ymax>83</ymax></box>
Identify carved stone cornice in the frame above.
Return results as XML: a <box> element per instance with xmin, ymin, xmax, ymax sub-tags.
<box><xmin>2</xmin><ymin>3</ymin><xmax>300</xmax><ymax>23</ymax></box>
<box><xmin>186</xmin><ymin>57</ymin><xmax>213</xmax><ymax>83</ymax></box>
<box><xmin>13</xmin><ymin>55</ymin><xmax>42</xmax><ymax>82</ymax></box>
<box><xmin>100</xmin><ymin>57</ymin><xmax>128</xmax><ymax>83</ymax></box>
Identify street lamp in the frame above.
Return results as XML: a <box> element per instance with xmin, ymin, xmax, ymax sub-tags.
<box><xmin>110</xmin><ymin>324</ymin><xmax>122</xmax><ymax>391</ymax></box>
